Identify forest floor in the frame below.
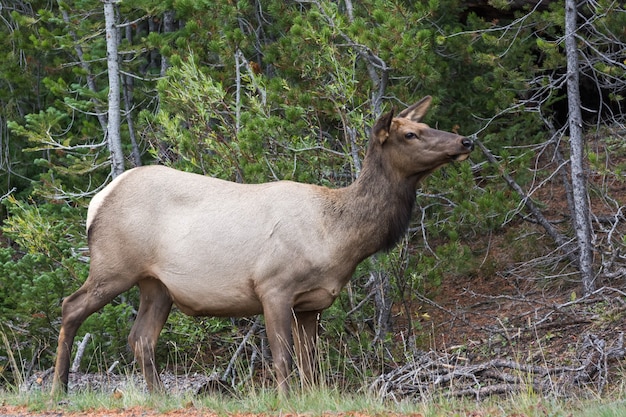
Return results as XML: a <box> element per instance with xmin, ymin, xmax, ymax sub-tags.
<box><xmin>4</xmin><ymin>268</ymin><xmax>625</xmax><ymax>417</ymax></box>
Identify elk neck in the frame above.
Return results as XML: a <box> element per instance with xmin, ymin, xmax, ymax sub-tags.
<box><xmin>325</xmin><ymin>148</ymin><xmax>423</xmax><ymax>259</ymax></box>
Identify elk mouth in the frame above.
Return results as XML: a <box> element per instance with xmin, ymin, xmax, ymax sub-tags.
<box><xmin>451</xmin><ymin>152</ymin><xmax>472</xmax><ymax>162</ymax></box>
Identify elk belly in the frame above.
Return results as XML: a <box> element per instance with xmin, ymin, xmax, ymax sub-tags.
<box><xmin>156</xmin><ymin>267</ymin><xmax>264</xmax><ymax>317</ymax></box>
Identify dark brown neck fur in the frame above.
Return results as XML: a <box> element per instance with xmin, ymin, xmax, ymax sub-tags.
<box><xmin>328</xmin><ymin>142</ymin><xmax>424</xmax><ymax>258</ymax></box>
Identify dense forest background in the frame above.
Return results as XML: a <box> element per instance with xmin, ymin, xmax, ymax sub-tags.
<box><xmin>1</xmin><ymin>0</ymin><xmax>625</xmax><ymax>396</ymax></box>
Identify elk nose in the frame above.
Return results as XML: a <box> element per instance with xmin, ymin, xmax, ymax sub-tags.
<box><xmin>461</xmin><ymin>137</ymin><xmax>474</xmax><ymax>151</ymax></box>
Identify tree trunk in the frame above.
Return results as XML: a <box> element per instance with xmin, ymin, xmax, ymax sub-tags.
<box><xmin>121</xmin><ymin>20</ymin><xmax>141</xmax><ymax>168</ymax></box>
<box><xmin>161</xmin><ymin>10</ymin><xmax>176</xmax><ymax>77</ymax></box>
<box><xmin>564</xmin><ymin>0</ymin><xmax>595</xmax><ymax>294</ymax></box>
<box><xmin>104</xmin><ymin>0</ymin><xmax>125</xmax><ymax>178</ymax></box>
<box><xmin>372</xmin><ymin>270</ymin><xmax>392</xmax><ymax>344</ymax></box>
<box><xmin>57</xmin><ymin>1</ymin><xmax>108</xmax><ymax>133</ymax></box>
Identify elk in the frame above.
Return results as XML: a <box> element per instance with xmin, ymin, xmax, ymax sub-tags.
<box><xmin>51</xmin><ymin>96</ymin><xmax>473</xmax><ymax>395</ymax></box>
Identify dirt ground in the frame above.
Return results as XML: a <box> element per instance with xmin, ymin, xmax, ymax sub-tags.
<box><xmin>0</xmin><ymin>406</ymin><xmax>363</xmax><ymax>417</ymax></box>
<box><xmin>0</xmin><ymin>405</ymin><xmax>427</xmax><ymax>417</ymax></box>
<box><xmin>0</xmin><ymin>406</ymin><xmax>394</xmax><ymax>417</ymax></box>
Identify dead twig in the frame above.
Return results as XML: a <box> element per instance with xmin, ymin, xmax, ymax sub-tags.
<box><xmin>71</xmin><ymin>333</ymin><xmax>91</xmax><ymax>373</ymax></box>
<box><xmin>372</xmin><ymin>327</ymin><xmax>625</xmax><ymax>401</ymax></box>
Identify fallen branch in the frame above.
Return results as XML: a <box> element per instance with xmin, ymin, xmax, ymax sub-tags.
<box><xmin>372</xmin><ymin>331</ymin><xmax>625</xmax><ymax>401</ymax></box>
<box><xmin>71</xmin><ymin>333</ymin><xmax>91</xmax><ymax>373</ymax></box>
<box><xmin>0</xmin><ymin>187</ymin><xmax>16</xmax><ymax>202</ymax></box>
<box><xmin>222</xmin><ymin>317</ymin><xmax>262</xmax><ymax>385</ymax></box>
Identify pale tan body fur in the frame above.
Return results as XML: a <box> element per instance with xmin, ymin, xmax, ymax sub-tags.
<box><xmin>52</xmin><ymin>97</ymin><xmax>473</xmax><ymax>395</ymax></box>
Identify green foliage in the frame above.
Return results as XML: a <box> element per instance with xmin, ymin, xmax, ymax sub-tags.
<box><xmin>0</xmin><ymin>198</ymin><xmax>88</xmax><ymax>382</ymax></box>
<box><xmin>0</xmin><ymin>197</ymin><xmax>138</xmax><ymax>378</ymax></box>
<box><xmin>142</xmin><ymin>52</ymin><xmax>342</xmax><ymax>184</ymax></box>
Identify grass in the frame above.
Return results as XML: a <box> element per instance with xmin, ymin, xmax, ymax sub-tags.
<box><xmin>3</xmin><ymin>334</ymin><xmax>626</xmax><ymax>417</ymax></box>
<box><xmin>3</xmin><ymin>381</ymin><xmax>626</xmax><ymax>416</ymax></box>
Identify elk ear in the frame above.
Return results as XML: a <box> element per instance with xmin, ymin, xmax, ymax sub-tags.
<box><xmin>397</xmin><ymin>96</ymin><xmax>433</xmax><ymax>122</ymax></box>
<box><xmin>373</xmin><ymin>107</ymin><xmax>395</xmax><ymax>144</ymax></box>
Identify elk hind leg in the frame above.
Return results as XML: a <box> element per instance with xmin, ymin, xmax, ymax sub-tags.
<box><xmin>52</xmin><ymin>275</ymin><xmax>135</xmax><ymax>395</ymax></box>
<box><xmin>128</xmin><ymin>278</ymin><xmax>172</xmax><ymax>393</ymax></box>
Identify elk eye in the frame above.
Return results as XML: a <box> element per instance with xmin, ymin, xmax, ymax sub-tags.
<box><xmin>405</xmin><ymin>132</ymin><xmax>417</xmax><ymax>139</ymax></box>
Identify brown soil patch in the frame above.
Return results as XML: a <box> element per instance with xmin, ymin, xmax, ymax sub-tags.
<box><xmin>0</xmin><ymin>405</ymin><xmax>425</xmax><ymax>417</ymax></box>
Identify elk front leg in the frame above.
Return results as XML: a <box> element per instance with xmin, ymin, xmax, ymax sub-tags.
<box><xmin>263</xmin><ymin>302</ymin><xmax>294</xmax><ymax>396</ymax></box>
<box><xmin>293</xmin><ymin>310</ymin><xmax>320</xmax><ymax>389</ymax></box>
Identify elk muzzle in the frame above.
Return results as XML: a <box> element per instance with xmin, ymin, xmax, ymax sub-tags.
<box><xmin>452</xmin><ymin>137</ymin><xmax>474</xmax><ymax>161</ymax></box>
